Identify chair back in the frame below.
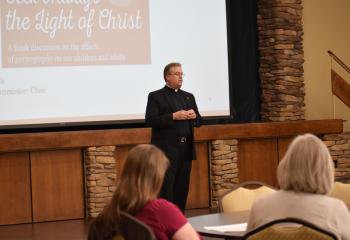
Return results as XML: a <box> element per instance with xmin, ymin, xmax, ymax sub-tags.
<box><xmin>120</xmin><ymin>211</ymin><xmax>156</xmax><ymax>240</ymax></box>
<box><xmin>328</xmin><ymin>181</ymin><xmax>350</xmax><ymax>205</ymax></box>
<box><xmin>88</xmin><ymin>212</ymin><xmax>156</xmax><ymax>240</ymax></box>
<box><xmin>220</xmin><ymin>181</ymin><xmax>276</xmax><ymax>212</ymax></box>
<box><xmin>243</xmin><ymin>218</ymin><xmax>337</xmax><ymax>240</ymax></box>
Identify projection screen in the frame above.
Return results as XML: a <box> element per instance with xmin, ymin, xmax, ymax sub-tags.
<box><xmin>0</xmin><ymin>0</ymin><xmax>230</xmax><ymax>130</ymax></box>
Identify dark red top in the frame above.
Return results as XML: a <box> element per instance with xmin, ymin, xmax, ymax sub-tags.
<box><xmin>135</xmin><ymin>198</ymin><xmax>188</xmax><ymax>240</ymax></box>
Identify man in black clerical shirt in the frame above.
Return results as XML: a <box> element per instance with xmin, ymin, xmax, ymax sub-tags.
<box><xmin>145</xmin><ymin>62</ymin><xmax>202</xmax><ymax>212</ymax></box>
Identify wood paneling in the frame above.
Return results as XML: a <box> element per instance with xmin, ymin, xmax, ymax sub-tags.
<box><xmin>31</xmin><ymin>149</ymin><xmax>85</xmax><ymax>222</ymax></box>
<box><xmin>278</xmin><ymin>137</ymin><xmax>294</xmax><ymax>161</ymax></box>
<box><xmin>196</xmin><ymin>119</ymin><xmax>343</xmax><ymax>141</ymax></box>
<box><xmin>0</xmin><ymin>219</ymin><xmax>90</xmax><ymax>240</ymax></box>
<box><xmin>0</xmin><ymin>120</ymin><xmax>342</xmax><ymax>152</ymax></box>
<box><xmin>114</xmin><ymin>145</ymin><xmax>134</xmax><ymax>181</ymax></box>
<box><xmin>238</xmin><ymin>138</ymin><xmax>279</xmax><ymax>187</ymax></box>
<box><xmin>0</xmin><ymin>152</ymin><xmax>32</xmax><ymax>225</ymax></box>
<box><xmin>186</xmin><ymin>142</ymin><xmax>210</xmax><ymax>209</ymax></box>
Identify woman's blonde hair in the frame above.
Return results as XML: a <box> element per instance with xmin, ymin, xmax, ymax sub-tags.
<box><xmin>277</xmin><ymin>133</ymin><xmax>334</xmax><ymax>194</ymax></box>
<box><xmin>89</xmin><ymin>144</ymin><xmax>169</xmax><ymax>240</ymax></box>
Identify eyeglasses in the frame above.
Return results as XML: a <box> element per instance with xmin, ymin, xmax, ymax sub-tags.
<box><xmin>168</xmin><ymin>72</ymin><xmax>185</xmax><ymax>77</ymax></box>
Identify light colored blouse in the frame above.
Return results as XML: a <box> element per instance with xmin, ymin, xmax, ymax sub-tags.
<box><xmin>247</xmin><ymin>190</ymin><xmax>350</xmax><ymax>240</ymax></box>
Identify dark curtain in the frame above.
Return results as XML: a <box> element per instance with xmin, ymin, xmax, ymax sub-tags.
<box><xmin>227</xmin><ymin>0</ymin><xmax>260</xmax><ymax>123</ymax></box>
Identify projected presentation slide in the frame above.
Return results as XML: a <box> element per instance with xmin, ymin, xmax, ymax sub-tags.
<box><xmin>0</xmin><ymin>0</ymin><xmax>230</xmax><ymax>129</ymax></box>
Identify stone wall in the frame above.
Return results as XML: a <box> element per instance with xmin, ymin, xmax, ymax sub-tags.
<box><xmin>210</xmin><ymin>140</ymin><xmax>239</xmax><ymax>208</ymax></box>
<box><xmin>323</xmin><ymin>133</ymin><xmax>350</xmax><ymax>180</ymax></box>
<box><xmin>258</xmin><ymin>0</ymin><xmax>305</xmax><ymax>121</ymax></box>
<box><xmin>85</xmin><ymin>146</ymin><xmax>117</xmax><ymax>217</ymax></box>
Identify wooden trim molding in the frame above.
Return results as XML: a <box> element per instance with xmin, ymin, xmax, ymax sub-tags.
<box><xmin>0</xmin><ymin>119</ymin><xmax>343</xmax><ymax>153</ymax></box>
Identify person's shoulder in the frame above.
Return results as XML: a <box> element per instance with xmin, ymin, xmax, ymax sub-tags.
<box><xmin>151</xmin><ymin>198</ymin><xmax>178</xmax><ymax>209</ymax></box>
<box><xmin>149</xmin><ymin>87</ymin><xmax>166</xmax><ymax>96</ymax></box>
<box><xmin>179</xmin><ymin>89</ymin><xmax>194</xmax><ymax>96</ymax></box>
<box><xmin>251</xmin><ymin>190</ymin><xmax>282</xmax><ymax>209</ymax></box>
<box><xmin>150</xmin><ymin>199</ymin><xmax>184</xmax><ymax>215</ymax></box>
<box><xmin>322</xmin><ymin>194</ymin><xmax>349</xmax><ymax>209</ymax></box>
<box><xmin>154</xmin><ymin>199</ymin><xmax>187</xmax><ymax>222</ymax></box>
<box><xmin>291</xmin><ymin>191</ymin><xmax>348</xmax><ymax>211</ymax></box>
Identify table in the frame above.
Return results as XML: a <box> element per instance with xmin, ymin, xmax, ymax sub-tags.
<box><xmin>188</xmin><ymin>211</ymin><xmax>249</xmax><ymax>239</ymax></box>
<box><xmin>189</xmin><ymin>204</ymin><xmax>350</xmax><ymax>239</ymax></box>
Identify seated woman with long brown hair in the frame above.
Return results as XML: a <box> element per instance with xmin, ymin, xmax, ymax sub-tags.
<box><xmin>88</xmin><ymin>144</ymin><xmax>201</xmax><ymax>240</ymax></box>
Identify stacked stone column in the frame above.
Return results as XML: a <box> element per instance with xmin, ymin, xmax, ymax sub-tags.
<box><xmin>85</xmin><ymin>146</ymin><xmax>117</xmax><ymax>217</ymax></box>
<box><xmin>210</xmin><ymin>139</ymin><xmax>239</xmax><ymax>207</ymax></box>
<box><xmin>258</xmin><ymin>0</ymin><xmax>305</xmax><ymax>121</ymax></box>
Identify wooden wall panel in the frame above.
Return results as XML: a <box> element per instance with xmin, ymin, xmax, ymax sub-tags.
<box><xmin>114</xmin><ymin>145</ymin><xmax>134</xmax><ymax>181</ymax></box>
<box><xmin>186</xmin><ymin>142</ymin><xmax>210</xmax><ymax>209</ymax></box>
<box><xmin>0</xmin><ymin>152</ymin><xmax>32</xmax><ymax>225</ymax></box>
<box><xmin>238</xmin><ymin>138</ymin><xmax>279</xmax><ymax>187</ymax></box>
<box><xmin>31</xmin><ymin>149</ymin><xmax>85</xmax><ymax>222</ymax></box>
<box><xmin>278</xmin><ymin>137</ymin><xmax>294</xmax><ymax>162</ymax></box>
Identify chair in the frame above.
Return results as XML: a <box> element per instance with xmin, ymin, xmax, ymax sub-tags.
<box><xmin>328</xmin><ymin>181</ymin><xmax>350</xmax><ymax>205</ymax></box>
<box><xmin>243</xmin><ymin>218</ymin><xmax>337</xmax><ymax>240</ymax></box>
<box><xmin>219</xmin><ymin>181</ymin><xmax>276</xmax><ymax>212</ymax></box>
<box><xmin>120</xmin><ymin>211</ymin><xmax>156</xmax><ymax>240</ymax></box>
<box><xmin>88</xmin><ymin>211</ymin><xmax>156</xmax><ymax>240</ymax></box>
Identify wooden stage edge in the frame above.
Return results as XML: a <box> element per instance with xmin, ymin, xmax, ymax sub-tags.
<box><xmin>0</xmin><ymin>119</ymin><xmax>343</xmax><ymax>153</ymax></box>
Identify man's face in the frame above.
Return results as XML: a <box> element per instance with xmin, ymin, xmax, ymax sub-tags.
<box><xmin>166</xmin><ymin>66</ymin><xmax>183</xmax><ymax>89</ymax></box>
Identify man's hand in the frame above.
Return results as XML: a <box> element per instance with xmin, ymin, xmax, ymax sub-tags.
<box><xmin>186</xmin><ymin>109</ymin><xmax>196</xmax><ymax>119</ymax></box>
<box><xmin>173</xmin><ymin>109</ymin><xmax>196</xmax><ymax>120</ymax></box>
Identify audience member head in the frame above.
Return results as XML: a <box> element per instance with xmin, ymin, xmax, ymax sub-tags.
<box><xmin>277</xmin><ymin>133</ymin><xmax>334</xmax><ymax>195</ymax></box>
<box><xmin>110</xmin><ymin>144</ymin><xmax>169</xmax><ymax>215</ymax></box>
<box><xmin>88</xmin><ymin>144</ymin><xmax>169</xmax><ymax>240</ymax></box>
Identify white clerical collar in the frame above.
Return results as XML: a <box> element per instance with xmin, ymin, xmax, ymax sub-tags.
<box><xmin>166</xmin><ymin>84</ymin><xmax>179</xmax><ymax>92</ymax></box>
